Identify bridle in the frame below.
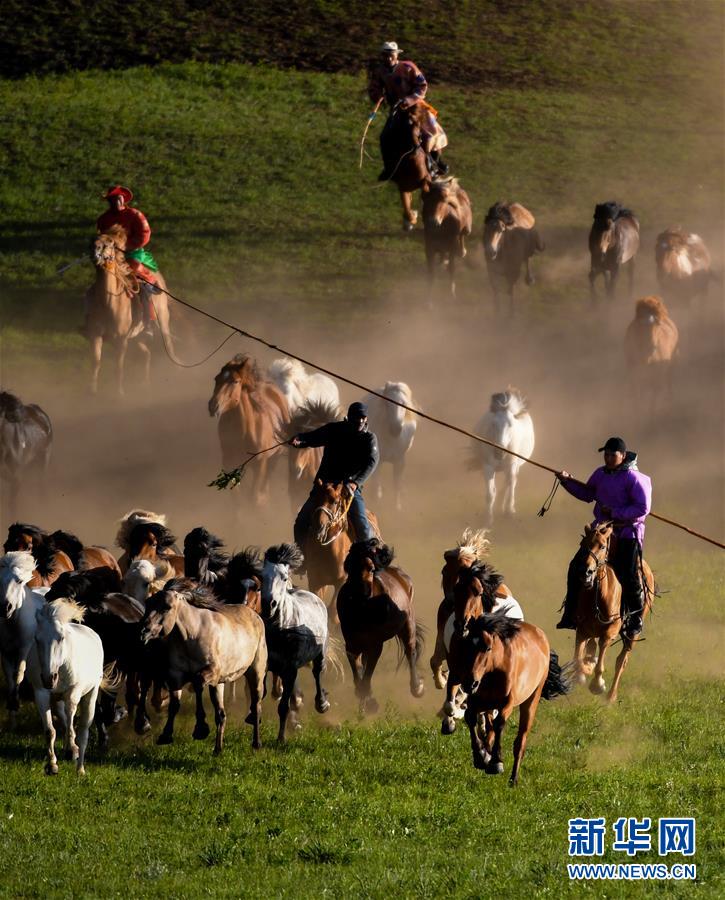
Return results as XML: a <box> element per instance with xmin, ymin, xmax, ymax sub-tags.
<box><xmin>314</xmin><ymin>492</ymin><xmax>353</xmax><ymax>546</ymax></box>
<box><xmin>579</xmin><ymin>532</ymin><xmax>620</xmax><ymax>624</ymax></box>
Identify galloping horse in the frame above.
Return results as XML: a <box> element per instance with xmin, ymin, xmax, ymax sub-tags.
<box><xmin>337</xmin><ymin>539</ymin><xmax>425</xmax><ymax>713</ymax></box>
<box><xmin>268</xmin><ymin>358</ymin><xmax>339</xmax><ymax>417</ymax></box>
<box><xmin>87</xmin><ymin>226</ymin><xmax>180</xmax><ymax>395</ymax></box>
<box><xmin>624</xmin><ymin>296</ymin><xmax>679</xmax><ymax>414</ymax></box>
<box><xmin>422</xmin><ymin>177</ymin><xmax>472</xmax><ymax>298</ymax></box>
<box><xmin>447</xmin><ymin>614</ymin><xmax>570</xmax><ymax>784</ymax></box>
<box><xmin>208</xmin><ymin>355</ymin><xmax>289</xmax><ymax>507</ymax></box>
<box><xmin>483</xmin><ymin>202</ymin><xmax>544</xmax><ymax>315</ymax></box>
<box><xmin>380</xmin><ymin>103</ymin><xmax>431</xmax><ymax>231</ymax></box>
<box><xmin>49</xmin><ymin>529</ymin><xmax>122</xmax><ymax>577</ymax></box>
<box><xmin>655</xmin><ymin>227</ymin><xmax>712</xmax><ymax>305</ymax></box>
<box><xmin>361</xmin><ymin>382</ymin><xmax>418</xmax><ymax>511</ymax></box>
<box><xmin>4</xmin><ymin>523</ymin><xmax>73</xmax><ymax>587</ymax></box>
<box><xmin>0</xmin><ymin>391</ymin><xmax>52</xmax><ymax>522</ymax></box>
<box><xmin>569</xmin><ymin>522</ymin><xmax>655</xmax><ymax>702</ymax></box>
<box><xmin>588</xmin><ymin>202</ymin><xmax>640</xmax><ymax>300</ymax></box>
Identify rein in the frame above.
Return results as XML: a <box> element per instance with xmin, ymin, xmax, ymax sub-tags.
<box><xmin>314</xmin><ymin>492</ymin><xmax>354</xmax><ymax>546</ymax></box>
<box><xmin>581</xmin><ymin>539</ymin><xmax>620</xmax><ymax>625</ymax></box>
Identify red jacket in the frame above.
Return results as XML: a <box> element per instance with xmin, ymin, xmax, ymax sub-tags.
<box><xmin>96</xmin><ymin>207</ymin><xmax>151</xmax><ymax>250</ymax></box>
<box><xmin>368</xmin><ymin>60</ymin><xmax>428</xmax><ymax>107</ymax></box>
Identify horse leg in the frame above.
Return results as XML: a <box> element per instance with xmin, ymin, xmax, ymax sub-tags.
<box><xmin>347</xmin><ymin>650</ymin><xmax>364</xmax><ymax>694</ymax></box>
<box><xmin>401</xmin><ymin>620</ymin><xmax>425</xmax><ymax>698</ymax></box>
<box><xmin>392</xmin><ymin>457</ymin><xmax>406</xmax><ymax>512</ymax></box>
<box><xmin>607</xmin><ymin>266</ymin><xmax>619</xmax><ymax>300</ymax></box>
<box><xmin>573</xmin><ymin>632</ymin><xmax>589</xmax><ymax>684</ymax></box>
<box><xmin>589</xmin><ymin>636</ymin><xmax>612</xmax><ymax>695</ymax></box>
<box><xmin>277</xmin><ymin>669</ymin><xmax>297</xmax><ymax>743</ymax></box>
<box><xmin>449</xmin><ymin>254</ymin><xmax>456</xmax><ymax>299</ymax></box>
<box><xmin>75</xmin><ymin>687</ymin><xmax>97</xmax><ymax>775</ymax></box>
<box><xmin>464</xmin><ymin>706</ymin><xmax>490</xmax><ymax>770</ymax></box>
<box><xmin>509</xmin><ymin>688</ymin><xmax>543</xmax><ymax>786</ymax></box>
<box><xmin>503</xmin><ymin>462</ymin><xmax>519</xmax><ymax>516</ymax></box>
<box><xmin>359</xmin><ymin>644</ymin><xmax>383</xmax><ymax>714</ymax></box>
<box><xmin>63</xmin><ymin>694</ymin><xmax>79</xmax><ymax>761</ymax></box>
<box><xmin>243</xmin><ymin>662</ymin><xmax>264</xmax><ymax>750</ymax></box>
<box><xmin>192</xmin><ymin>676</ymin><xmax>210</xmax><ymax>740</ymax></box>
<box><xmin>426</xmin><ymin>243</ymin><xmax>436</xmax><ymax>306</ymax></box>
<box><xmin>134</xmin><ymin>670</ymin><xmax>152</xmax><ymax>734</ymax></box>
<box><xmin>36</xmin><ymin>689</ymin><xmax>58</xmax><ymax>775</ymax></box>
<box><xmin>430</xmin><ymin>628</ymin><xmax>448</xmax><ymax>690</ymax></box>
<box><xmin>399</xmin><ymin>190</ymin><xmax>416</xmax><ymax>231</ymax></box>
<box><xmin>208</xmin><ymin>684</ymin><xmax>226</xmax><ymax>755</ymax></box>
<box><xmin>94</xmin><ymin>697</ymin><xmax>109</xmax><ymax>753</ymax></box>
<box><xmin>484</xmin><ymin>466</ymin><xmax>496</xmax><ymax>525</ymax></box>
<box><xmin>312</xmin><ymin>652</ymin><xmax>330</xmax><ymax>714</ymax></box>
<box><xmin>2</xmin><ymin>656</ymin><xmax>20</xmax><ymax>730</ymax></box>
<box><xmin>90</xmin><ymin>335</ymin><xmax>103</xmax><ymax>395</ymax></box>
<box><xmin>627</xmin><ymin>258</ymin><xmax>635</xmax><ymax>299</ymax></box>
<box><xmin>486</xmin><ymin>707</ymin><xmax>509</xmax><ymax>775</ymax></box>
<box><xmin>136</xmin><ymin>339</ymin><xmax>152</xmax><ymax>387</ymax></box>
<box><xmin>156</xmin><ymin>688</ymin><xmax>182</xmax><ymax>745</ymax></box>
<box><xmin>607</xmin><ymin>641</ymin><xmax>633</xmax><ymax>704</ymax></box>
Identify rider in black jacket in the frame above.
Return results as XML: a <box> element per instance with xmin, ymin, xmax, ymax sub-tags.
<box><xmin>290</xmin><ymin>402</ymin><xmax>379</xmax><ymax>554</ymax></box>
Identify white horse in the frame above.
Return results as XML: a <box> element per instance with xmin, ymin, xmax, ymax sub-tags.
<box><xmin>470</xmin><ymin>389</ymin><xmax>535</xmax><ymax>524</ymax></box>
<box><xmin>362</xmin><ymin>381</ymin><xmax>418</xmax><ymax>511</ymax></box>
<box><xmin>123</xmin><ymin>558</ymin><xmax>176</xmax><ymax>603</ymax></box>
<box><xmin>26</xmin><ymin>598</ymin><xmax>106</xmax><ymax>775</ymax></box>
<box><xmin>0</xmin><ymin>551</ymin><xmax>47</xmax><ymax>727</ymax></box>
<box><xmin>262</xmin><ymin>544</ymin><xmax>332</xmax><ymax>741</ymax></box>
<box><xmin>268</xmin><ymin>357</ymin><xmax>339</xmax><ymax>416</ymax></box>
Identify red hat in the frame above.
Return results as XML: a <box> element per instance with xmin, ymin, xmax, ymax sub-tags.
<box><xmin>103</xmin><ymin>184</ymin><xmax>133</xmax><ymax>203</ymax></box>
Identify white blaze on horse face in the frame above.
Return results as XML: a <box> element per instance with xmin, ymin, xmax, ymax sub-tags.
<box><xmin>484</xmin><ymin>223</ymin><xmax>504</xmax><ymax>260</ymax></box>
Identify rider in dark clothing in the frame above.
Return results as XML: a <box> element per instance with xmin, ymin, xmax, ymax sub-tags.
<box><xmin>291</xmin><ymin>402</ymin><xmax>379</xmax><ymax>555</ymax></box>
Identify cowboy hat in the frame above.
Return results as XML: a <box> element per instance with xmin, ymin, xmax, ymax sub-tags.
<box><xmin>380</xmin><ymin>41</ymin><xmax>401</xmax><ymax>54</ymax></box>
<box><xmin>102</xmin><ymin>184</ymin><xmax>133</xmax><ymax>203</ymax></box>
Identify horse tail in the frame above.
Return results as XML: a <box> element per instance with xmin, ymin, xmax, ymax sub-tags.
<box><xmin>395</xmin><ymin>621</ymin><xmax>427</xmax><ymax>669</ymax></box>
<box><xmin>542</xmin><ymin>650</ymin><xmax>573</xmax><ymax>700</ymax></box>
<box><xmin>101</xmin><ymin>662</ymin><xmax>124</xmax><ymax>694</ymax></box>
<box><xmin>324</xmin><ymin>636</ymin><xmax>346</xmax><ymax>681</ymax></box>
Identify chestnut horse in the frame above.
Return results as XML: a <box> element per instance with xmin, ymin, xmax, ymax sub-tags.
<box><xmin>588</xmin><ymin>202</ymin><xmax>639</xmax><ymax>300</ymax></box>
<box><xmin>49</xmin><ymin>530</ymin><xmax>122</xmax><ymax>577</ymax></box>
<box><xmin>624</xmin><ymin>296</ymin><xmax>679</xmax><ymax>414</ymax></box>
<box><xmin>422</xmin><ymin>177</ymin><xmax>472</xmax><ymax>298</ymax></box>
<box><xmin>87</xmin><ymin>227</ymin><xmax>180</xmax><ymax>395</ymax></box>
<box><xmin>121</xmin><ymin>521</ymin><xmax>184</xmax><ymax>577</ymax></box>
<box><xmin>380</xmin><ymin>103</ymin><xmax>431</xmax><ymax>231</ymax></box>
<box><xmin>337</xmin><ymin>540</ymin><xmax>425</xmax><ymax>713</ymax></box>
<box><xmin>3</xmin><ymin>523</ymin><xmax>73</xmax><ymax>588</ymax></box>
<box><xmin>447</xmin><ymin>614</ymin><xmax>570</xmax><ymax>784</ymax></box>
<box><xmin>655</xmin><ymin>227</ymin><xmax>712</xmax><ymax>305</ymax></box>
<box><xmin>569</xmin><ymin>522</ymin><xmax>654</xmax><ymax>702</ymax></box>
<box><xmin>208</xmin><ymin>355</ymin><xmax>289</xmax><ymax>507</ymax></box>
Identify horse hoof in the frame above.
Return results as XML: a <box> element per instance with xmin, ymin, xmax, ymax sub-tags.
<box><xmin>134</xmin><ymin>718</ymin><xmax>151</xmax><ymax>736</ymax></box>
<box><xmin>192</xmin><ymin>723</ymin><xmax>210</xmax><ymax>740</ymax></box>
<box><xmin>441</xmin><ymin>716</ymin><xmax>456</xmax><ymax>735</ymax></box>
<box><xmin>472</xmin><ymin>752</ymin><xmax>489</xmax><ymax>771</ymax></box>
<box><xmin>411</xmin><ymin>680</ymin><xmax>425</xmax><ymax>699</ymax></box>
<box><xmin>576</xmin><ymin>672</ymin><xmax>587</xmax><ymax>686</ymax></box>
<box><xmin>45</xmin><ymin>763</ymin><xmax>59</xmax><ymax>776</ymax></box>
<box><xmin>290</xmin><ymin>693</ymin><xmax>304</xmax><ymax>712</ymax></box>
<box><xmin>156</xmin><ymin>733</ymin><xmax>173</xmax><ymax>746</ymax></box>
<box><xmin>361</xmin><ymin>697</ymin><xmax>379</xmax><ymax>715</ymax></box>
<box><xmin>589</xmin><ymin>679</ymin><xmax>606</xmax><ymax>695</ymax></box>
<box><xmin>486</xmin><ymin>761</ymin><xmax>504</xmax><ymax>776</ymax></box>
<box><xmin>402</xmin><ymin>220</ymin><xmax>415</xmax><ymax>233</ymax></box>
<box><xmin>77</xmin><ymin>766</ymin><xmax>86</xmax><ymax>776</ymax></box>
<box><xmin>433</xmin><ymin>673</ymin><xmax>446</xmax><ymax>690</ymax></box>
<box><xmin>244</xmin><ymin>712</ymin><xmax>256</xmax><ymax>725</ymax></box>
<box><xmin>113</xmin><ymin>706</ymin><xmax>128</xmax><ymax>724</ymax></box>
<box><xmin>315</xmin><ymin>697</ymin><xmax>330</xmax><ymax>715</ymax></box>
<box><xmin>213</xmin><ymin>746</ymin><xmax>223</xmax><ymax>757</ymax></box>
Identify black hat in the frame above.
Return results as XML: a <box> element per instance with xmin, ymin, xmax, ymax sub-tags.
<box><xmin>347</xmin><ymin>402</ymin><xmax>368</xmax><ymax>420</ymax></box>
<box><xmin>598</xmin><ymin>436</ymin><xmax>627</xmax><ymax>453</ymax></box>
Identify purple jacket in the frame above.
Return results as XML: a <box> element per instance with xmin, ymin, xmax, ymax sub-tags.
<box><xmin>561</xmin><ymin>453</ymin><xmax>651</xmax><ymax>545</ymax></box>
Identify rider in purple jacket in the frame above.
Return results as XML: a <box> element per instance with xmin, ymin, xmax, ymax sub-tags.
<box><xmin>556</xmin><ymin>436</ymin><xmax>652</xmax><ymax>639</ymax></box>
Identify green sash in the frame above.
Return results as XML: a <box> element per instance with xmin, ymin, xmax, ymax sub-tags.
<box><xmin>125</xmin><ymin>247</ymin><xmax>159</xmax><ymax>272</ymax></box>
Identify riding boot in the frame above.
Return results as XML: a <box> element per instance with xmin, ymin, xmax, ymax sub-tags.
<box><xmin>430</xmin><ymin>150</ymin><xmax>449</xmax><ymax>176</ymax></box>
<box><xmin>556</xmin><ymin>559</ymin><xmax>579</xmax><ymax>629</ymax></box>
<box><xmin>378</xmin><ymin>167</ymin><xmax>391</xmax><ymax>182</ymax></box>
<box><xmin>621</xmin><ymin>584</ymin><xmax>645</xmax><ymax>640</ymax></box>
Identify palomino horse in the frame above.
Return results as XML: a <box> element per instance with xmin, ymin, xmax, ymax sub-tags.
<box><xmin>141</xmin><ymin>578</ymin><xmax>267</xmax><ymax>753</ymax></box>
<box><xmin>588</xmin><ymin>202</ymin><xmax>640</xmax><ymax>300</ymax></box>
<box><xmin>208</xmin><ymin>355</ymin><xmax>290</xmax><ymax>507</ymax></box>
<box><xmin>261</xmin><ymin>544</ymin><xmax>333</xmax><ymax>741</ymax></box>
<box><xmin>483</xmin><ymin>202</ymin><xmax>544</xmax><ymax>315</ymax></box>
<box><xmin>303</xmin><ymin>480</ymin><xmax>379</xmax><ymax>616</ymax></box>
<box><xmin>469</xmin><ymin>389</ymin><xmax>535</xmax><ymax>525</ymax></box>
<box><xmin>285</xmin><ymin>400</ymin><xmax>341</xmax><ymax>512</ymax></box>
<box><xmin>380</xmin><ymin>103</ymin><xmax>431</xmax><ymax>231</ymax></box>
<box><xmin>27</xmin><ymin>598</ymin><xmax>111</xmax><ymax>775</ymax></box>
<box><xmin>3</xmin><ymin>523</ymin><xmax>73</xmax><ymax>588</ymax></box>
<box><xmin>655</xmin><ymin>227</ymin><xmax>713</xmax><ymax>305</ymax></box>
<box><xmin>0</xmin><ymin>391</ymin><xmax>52</xmax><ymax>523</ymax></box>
<box><xmin>87</xmin><ymin>226</ymin><xmax>180</xmax><ymax>395</ymax></box>
<box><xmin>361</xmin><ymin>382</ymin><xmax>418</xmax><ymax>511</ymax></box>
<box><xmin>569</xmin><ymin>522</ymin><xmax>654</xmax><ymax>702</ymax></box>
<box><xmin>624</xmin><ymin>296</ymin><xmax>679</xmax><ymax>415</ymax></box>
<box><xmin>337</xmin><ymin>540</ymin><xmax>425</xmax><ymax>714</ymax></box>
<box><xmin>447</xmin><ymin>614</ymin><xmax>570</xmax><ymax>784</ymax></box>
<box><xmin>422</xmin><ymin>177</ymin><xmax>472</xmax><ymax>298</ymax></box>
<box><xmin>49</xmin><ymin>529</ymin><xmax>122</xmax><ymax>577</ymax></box>
<box><xmin>268</xmin><ymin>358</ymin><xmax>339</xmax><ymax>417</ymax></box>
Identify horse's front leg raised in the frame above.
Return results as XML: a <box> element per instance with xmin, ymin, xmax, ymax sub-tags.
<box><xmin>607</xmin><ymin>640</ymin><xmax>633</xmax><ymax>704</ymax></box>
<box><xmin>312</xmin><ymin>652</ymin><xmax>330</xmax><ymax>714</ymax></box>
<box><xmin>464</xmin><ymin>705</ymin><xmax>490</xmax><ymax>770</ymax></box>
<box><xmin>590</xmin><ymin>635</ymin><xmax>613</xmax><ymax>695</ymax></box>
<box><xmin>156</xmin><ymin>688</ymin><xmax>182</xmax><ymax>745</ymax></box>
<box><xmin>401</xmin><ymin>621</ymin><xmax>425</xmax><ymax>699</ymax></box>
<box><xmin>63</xmin><ymin>693</ymin><xmax>79</xmax><ymax>761</ymax></box>
<box><xmin>486</xmin><ymin>704</ymin><xmax>511</xmax><ymax>775</ymax></box>
<box><xmin>430</xmin><ymin>625</ymin><xmax>448</xmax><ymax>690</ymax></box>
<box><xmin>90</xmin><ymin>335</ymin><xmax>103</xmax><ymax>394</ymax></box>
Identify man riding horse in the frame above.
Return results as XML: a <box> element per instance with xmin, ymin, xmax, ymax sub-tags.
<box><xmin>556</xmin><ymin>437</ymin><xmax>652</xmax><ymax>640</ymax></box>
<box><xmin>290</xmin><ymin>402</ymin><xmax>379</xmax><ymax>570</ymax></box>
<box><xmin>90</xmin><ymin>185</ymin><xmax>161</xmax><ymax>335</ymax></box>
<box><xmin>368</xmin><ymin>41</ymin><xmax>449</xmax><ymax>180</ymax></box>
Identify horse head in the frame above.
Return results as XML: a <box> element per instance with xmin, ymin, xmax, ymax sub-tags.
<box><xmin>0</xmin><ymin>551</ymin><xmax>36</xmax><ymax>617</ymax></box>
<box><xmin>128</xmin><ymin>522</ymin><xmax>176</xmax><ymax>561</ymax></box>
<box><xmin>225</xmin><ymin>548</ymin><xmax>262</xmax><ymax>609</ymax></box>
<box><xmin>452</xmin><ymin>563</ymin><xmax>503</xmax><ymax>637</ymax></box>
<box><xmin>140</xmin><ymin>581</ymin><xmax>186</xmax><ymax>642</ymax></box>
<box><xmin>441</xmin><ymin>547</ymin><xmax>475</xmax><ymax>602</ymax></box>
<box><xmin>344</xmin><ymin>539</ymin><xmax>393</xmax><ymax>587</ymax></box>
<box><xmin>4</xmin><ymin>522</ymin><xmax>45</xmax><ymax>555</ymax></box>
<box><xmin>576</xmin><ymin>523</ymin><xmax>614</xmax><ymax>587</ymax></box>
<box><xmin>124</xmin><ymin>558</ymin><xmax>175</xmax><ymax>603</ymax></box>
<box><xmin>483</xmin><ymin>202</ymin><xmax>515</xmax><ymax>261</ymax></box>
<box><xmin>310</xmin><ymin>480</ymin><xmax>347</xmax><ymax>543</ymax></box>
<box><xmin>93</xmin><ymin>226</ymin><xmax>127</xmax><ymax>268</ymax></box>
<box><xmin>34</xmin><ymin>599</ymin><xmax>84</xmax><ymax>690</ymax></box>
<box><xmin>262</xmin><ymin>544</ymin><xmax>304</xmax><ymax>619</ymax></box>
<box><xmin>209</xmin><ymin>355</ymin><xmax>261</xmax><ymax>416</ymax></box>
<box><xmin>460</xmin><ymin>614</ymin><xmax>521</xmax><ymax>694</ymax></box>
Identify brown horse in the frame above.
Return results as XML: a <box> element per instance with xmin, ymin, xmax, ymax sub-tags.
<box><xmin>285</xmin><ymin>400</ymin><xmax>341</xmax><ymax>512</ymax></box>
<box><xmin>0</xmin><ymin>392</ymin><xmax>53</xmax><ymax>523</ymax></box>
<box><xmin>569</xmin><ymin>522</ymin><xmax>654</xmax><ymax>703</ymax></box>
<box><xmin>208</xmin><ymin>355</ymin><xmax>289</xmax><ymax>507</ymax></box>
<box><xmin>380</xmin><ymin>103</ymin><xmax>431</xmax><ymax>230</ymax></box>
<box><xmin>86</xmin><ymin>227</ymin><xmax>180</xmax><ymax>395</ymax></box>
<box><xmin>49</xmin><ymin>530</ymin><xmax>122</xmax><ymax>577</ymax></box>
<box><xmin>422</xmin><ymin>177</ymin><xmax>472</xmax><ymax>298</ymax></box>
<box><xmin>655</xmin><ymin>227</ymin><xmax>713</xmax><ymax>305</ymax></box>
<box><xmin>337</xmin><ymin>539</ymin><xmax>425</xmax><ymax>713</ymax></box>
<box><xmin>120</xmin><ymin>520</ymin><xmax>184</xmax><ymax>577</ymax></box>
<box><xmin>624</xmin><ymin>296</ymin><xmax>679</xmax><ymax>414</ymax></box>
<box><xmin>3</xmin><ymin>523</ymin><xmax>73</xmax><ymax>588</ymax></box>
<box><xmin>588</xmin><ymin>202</ymin><xmax>639</xmax><ymax>300</ymax></box>
<box><xmin>483</xmin><ymin>202</ymin><xmax>544</xmax><ymax>315</ymax></box>
<box><xmin>447</xmin><ymin>614</ymin><xmax>570</xmax><ymax>784</ymax></box>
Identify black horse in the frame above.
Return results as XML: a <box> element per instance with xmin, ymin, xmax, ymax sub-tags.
<box><xmin>588</xmin><ymin>201</ymin><xmax>640</xmax><ymax>300</ymax></box>
<box><xmin>0</xmin><ymin>392</ymin><xmax>52</xmax><ymax>521</ymax></box>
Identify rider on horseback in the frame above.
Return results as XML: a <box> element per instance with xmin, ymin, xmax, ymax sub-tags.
<box><xmin>290</xmin><ymin>402</ymin><xmax>379</xmax><ymax>567</ymax></box>
<box><xmin>96</xmin><ymin>185</ymin><xmax>160</xmax><ymax>335</ymax></box>
<box><xmin>556</xmin><ymin>437</ymin><xmax>652</xmax><ymax>640</ymax></box>
<box><xmin>368</xmin><ymin>41</ymin><xmax>449</xmax><ymax>180</ymax></box>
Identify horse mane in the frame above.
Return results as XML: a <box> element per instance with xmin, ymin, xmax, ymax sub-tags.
<box><xmin>485</xmin><ymin>201</ymin><xmax>515</xmax><ymax>227</ymax></box>
<box><xmin>344</xmin><ymin>539</ymin><xmax>395</xmax><ymax>574</ymax></box>
<box><xmin>226</xmin><ymin>547</ymin><xmax>262</xmax><ymax>584</ymax></box>
<box><xmin>470</xmin><ymin>611</ymin><xmax>521</xmax><ymax>643</ymax></box>
<box><xmin>229</xmin><ymin>354</ymin><xmax>262</xmax><ymax>391</ymax></box>
<box><xmin>115</xmin><ymin>509</ymin><xmax>168</xmax><ymax>551</ymax></box>
<box><xmin>0</xmin><ymin>391</ymin><xmax>25</xmax><ymax>422</ymax></box>
<box><xmin>264</xmin><ymin>543</ymin><xmax>304</xmax><ymax>571</ymax></box>
<box><xmin>46</xmin><ymin>597</ymin><xmax>86</xmax><ymax>624</ymax></box>
<box><xmin>49</xmin><ymin>530</ymin><xmax>84</xmax><ymax>569</ymax></box>
<box><xmin>593</xmin><ymin>201</ymin><xmax>635</xmax><ymax>224</ymax></box>
<box><xmin>4</xmin><ymin>522</ymin><xmax>58</xmax><ymax>578</ymax></box>
<box><xmin>183</xmin><ymin>527</ymin><xmax>229</xmax><ymax>578</ymax></box>
<box><xmin>46</xmin><ymin>567</ymin><xmax>122</xmax><ymax>603</ymax></box>
<box><xmin>128</xmin><ymin>521</ymin><xmax>177</xmax><ymax>557</ymax></box>
<box><xmin>382</xmin><ymin>381</ymin><xmax>417</xmax><ymax>423</ymax></box>
<box><xmin>634</xmin><ymin>295</ymin><xmax>671</xmax><ymax>323</ymax></box>
<box><xmin>268</xmin><ymin>357</ymin><xmax>305</xmax><ymax>383</ymax></box>
<box><xmin>489</xmin><ymin>388</ymin><xmax>528</xmax><ymax>417</ymax></box>
<box><xmin>126</xmin><ymin>558</ymin><xmax>175</xmax><ymax>595</ymax></box>
<box><xmin>461</xmin><ymin>563</ymin><xmax>505</xmax><ymax>612</ymax></box>
<box><xmin>285</xmin><ymin>399</ymin><xmax>341</xmax><ymax>437</ymax></box>
<box><xmin>163</xmin><ymin>577</ymin><xmax>224</xmax><ymax>610</ymax></box>
<box><xmin>455</xmin><ymin>527</ymin><xmax>491</xmax><ymax>561</ymax></box>
<box><xmin>0</xmin><ymin>550</ymin><xmax>36</xmax><ymax>584</ymax></box>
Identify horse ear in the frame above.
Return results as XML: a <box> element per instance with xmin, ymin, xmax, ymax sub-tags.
<box><xmin>315</xmin><ymin>478</ymin><xmax>323</xmax><ymax>487</ymax></box>
<box><xmin>584</xmin><ymin>524</ymin><xmax>592</xmax><ymax>535</ymax></box>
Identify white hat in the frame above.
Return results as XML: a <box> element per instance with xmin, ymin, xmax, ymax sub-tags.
<box><xmin>380</xmin><ymin>41</ymin><xmax>401</xmax><ymax>54</ymax></box>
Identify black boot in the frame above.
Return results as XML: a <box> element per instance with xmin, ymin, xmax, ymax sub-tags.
<box><xmin>621</xmin><ymin>587</ymin><xmax>645</xmax><ymax>640</ymax></box>
<box><xmin>378</xmin><ymin>168</ymin><xmax>391</xmax><ymax>182</ymax></box>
